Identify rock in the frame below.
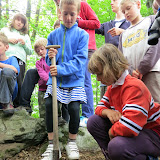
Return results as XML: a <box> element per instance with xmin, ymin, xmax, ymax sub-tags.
<box><xmin>0</xmin><ymin>110</ymin><xmax>100</xmax><ymax>159</ymax></box>
<box><xmin>0</xmin><ymin>110</ymin><xmax>47</xmax><ymax>159</ymax></box>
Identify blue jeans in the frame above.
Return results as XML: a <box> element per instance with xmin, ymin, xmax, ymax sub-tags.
<box><xmin>82</xmin><ymin>58</ymin><xmax>94</xmax><ymax>118</ymax></box>
<box><xmin>19</xmin><ymin>68</ymin><xmax>39</xmax><ymax>108</ymax></box>
<box><xmin>0</xmin><ymin>68</ymin><xmax>17</xmax><ymax>104</ymax></box>
<box><xmin>87</xmin><ymin>115</ymin><xmax>160</xmax><ymax>160</ymax></box>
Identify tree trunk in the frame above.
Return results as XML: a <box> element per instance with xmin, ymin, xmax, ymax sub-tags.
<box><xmin>0</xmin><ymin>0</ymin><xmax>2</xmax><ymax>18</ymax></box>
<box><xmin>31</xmin><ymin>0</ymin><xmax>41</xmax><ymax>41</ymax></box>
<box><xmin>5</xmin><ymin>0</ymin><xmax>9</xmax><ymax>20</ymax></box>
<box><xmin>146</xmin><ymin>0</ymin><xmax>154</xmax><ymax>8</ymax></box>
<box><xmin>26</xmin><ymin>0</ymin><xmax>31</xmax><ymax>23</ymax></box>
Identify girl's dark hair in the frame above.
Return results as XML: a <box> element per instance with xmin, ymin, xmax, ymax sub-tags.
<box><xmin>9</xmin><ymin>13</ymin><xmax>28</xmax><ymax>35</ymax></box>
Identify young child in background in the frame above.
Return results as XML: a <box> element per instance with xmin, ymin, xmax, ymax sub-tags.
<box><xmin>119</xmin><ymin>0</ymin><xmax>160</xmax><ymax>104</ymax></box>
<box><xmin>95</xmin><ymin>0</ymin><xmax>130</xmax><ymax>99</ymax></box>
<box><xmin>0</xmin><ymin>13</ymin><xmax>33</xmax><ymax>108</ymax></box>
<box><xmin>19</xmin><ymin>20</ymin><xmax>61</xmax><ymax>116</ymax></box>
<box><xmin>0</xmin><ymin>32</ymin><xmax>20</xmax><ymax>116</ymax></box>
<box><xmin>87</xmin><ymin>43</ymin><xmax>160</xmax><ymax>160</ymax></box>
<box><xmin>44</xmin><ymin>0</ymin><xmax>89</xmax><ymax>159</ymax></box>
<box><xmin>34</xmin><ymin>38</ymin><xmax>50</xmax><ymax>119</ymax></box>
<box><xmin>78</xmin><ymin>0</ymin><xmax>100</xmax><ymax>127</ymax></box>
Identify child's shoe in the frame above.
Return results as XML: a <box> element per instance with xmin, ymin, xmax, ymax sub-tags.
<box><xmin>66</xmin><ymin>141</ymin><xmax>79</xmax><ymax>159</ymax></box>
<box><xmin>2</xmin><ymin>103</ymin><xmax>14</xmax><ymax>116</ymax></box>
<box><xmin>41</xmin><ymin>144</ymin><xmax>61</xmax><ymax>159</ymax></box>
<box><xmin>79</xmin><ymin>116</ymin><xmax>88</xmax><ymax>127</ymax></box>
<box><xmin>147</xmin><ymin>156</ymin><xmax>158</xmax><ymax>160</ymax></box>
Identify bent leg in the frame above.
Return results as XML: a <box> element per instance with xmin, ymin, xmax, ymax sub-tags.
<box><xmin>108</xmin><ymin>129</ymin><xmax>160</xmax><ymax>160</ymax></box>
<box><xmin>19</xmin><ymin>68</ymin><xmax>39</xmax><ymax>107</ymax></box>
<box><xmin>87</xmin><ymin>114</ymin><xmax>112</xmax><ymax>159</ymax></box>
<box><xmin>0</xmin><ymin>68</ymin><xmax>17</xmax><ymax>104</ymax></box>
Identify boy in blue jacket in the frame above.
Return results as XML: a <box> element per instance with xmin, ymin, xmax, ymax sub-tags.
<box><xmin>0</xmin><ymin>32</ymin><xmax>20</xmax><ymax>116</ymax></box>
<box><xmin>43</xmin><ymin>0</ymin><xmax>89</xmax><ymax>159</ymax></box>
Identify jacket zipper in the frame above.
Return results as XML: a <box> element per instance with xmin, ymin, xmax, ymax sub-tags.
<box><xmin>60</xmin><ymin>27</ymin><xmax>66</xmax><ymax>87</ymax></box>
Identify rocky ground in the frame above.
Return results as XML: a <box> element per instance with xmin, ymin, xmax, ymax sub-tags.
<box><xmin>6</xmin><ymin>142</ymin><xmax>105</xmax><ymax>160</ymax></box>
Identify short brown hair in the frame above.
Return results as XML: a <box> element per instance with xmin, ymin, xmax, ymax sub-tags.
<box><xmin>34</xmin><ymin>38</ymin><xmax>47</xmax><ymax>54</ymax></box>
<box><xmin>0</xmin><ymin>32</ymin><xmax>9</xmax><ymax>45</ymax></box>
<box><xmin>88</xmin><ymin>43</ymin><xmax>129</xmax><ymax>82</ymax></box>
<box><xmin>9</xmin><ymin>13</ymin><xmax>28</xmax><ymax>34</ymax></box>
<box><xmin>60</xmin><ymin>0</ymin><xmax>81</xmax><ymax>13</ymax></box>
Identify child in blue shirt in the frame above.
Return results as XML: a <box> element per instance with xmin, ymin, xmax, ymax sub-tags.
<box><xmin>0</xmin><ymin>32</ymin><xmax>20</xmax><ymax>116</ymax></box>
<box><xmin>44</xmin><ymin>0</ymin><xmax>89</xmax><ymax>159</ymax></box>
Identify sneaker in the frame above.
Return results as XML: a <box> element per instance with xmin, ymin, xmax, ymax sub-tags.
<box><xmin>79</xmin><ymin>116</ymin><xmax>88</xmax><ymax>127</ymax></box>
<box><xmin>66</xmin><ymin>141</ymin><xmax>79</xmax><ymax>160</ymax></box>
<box><xmin>41</xmin><ymin>144</ymin><xmax>61</xmax><ymax>159</ymax></box>
<box><xmin>147</xmin><ymin>156</ymin><xmax>158</xmax><ymax>160</ymax></box>
<box><xmin>58</xmin><ymin>116</ymin><xmax>67</xmax><ymax>126</ymax></box>
<box><xmin>2</xmin><ymin>103</ymin><xmax>14</xmax><ymax>116</ymax></box>
<box><xmin>15</xmin><ymin>106</ymin><xmax>32</xmax><ymax>115</ymax></box>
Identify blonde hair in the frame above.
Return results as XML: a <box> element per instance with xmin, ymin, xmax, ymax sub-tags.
<box><xmin>53</xmin><ymin>20</ymin><xmax>60</xmax><ymax>29</ymax></box>
<box><xmin>60</xmin><ymin>0</ymin><xmax>81</xmax><ymax>13</ymax></box>
<box><xmin>88</xmin><ymin>43</ymin><xmax>129</xmax><ymax>82</ymax></box>
<box><xmin>9</xmin><ymin>13</ymin><xmax>28</xmax><ymax>35</ymax></box>
<box><xmin>0</xmin><ymin>32</ymin><xmax>9</xmax><ymax>45</ymax></box>
<box><xmin>34</xmin><ymin>38</ymin><xmax>47</xmax><ymax>54</ymax></box>
<box><xmin>120</xmin><ymin>0</ymin><xmax>140</xmax><ymax>5</ymax></box>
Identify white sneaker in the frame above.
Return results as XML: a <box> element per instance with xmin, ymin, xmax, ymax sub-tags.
<box><xmin>79</xmin><ymin>116</ymin><xmax>88</xmax><ymax>127</ymax></box>
<box><xmin>41</xmin><ymin>144</ymin><xmax>61</xmax><ymax>160</ymax></box>
<box><xmin>66</xmin><ymin>141</ymin><xmax>79</xmax><ymax>160</ymax></box>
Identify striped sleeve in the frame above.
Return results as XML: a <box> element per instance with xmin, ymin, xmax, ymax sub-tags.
<box><xmin>111</xmin><ymin>85</ymin><xmax>150</xmax><ymax>137</ymax></box>
<box><xmin>95</xmin><ymin>86</ymin><xmax>111</xmax><ymax>116</ymax></box>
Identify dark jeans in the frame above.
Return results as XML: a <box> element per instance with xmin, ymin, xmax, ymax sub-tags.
<box><xmin>87</xmin><ymin>115</ymin><xmax>160</xmax><ymax>160</ymax></box>
<box><xmin>19</xmin><ymin>68</ymin><xmax>39</xmax><ymax>108</ymax></box>
<box><xmin>45</xmin><ymin>95</ymin><xmax>80</xmax><ymax>134</ymax></box>
<box><xmin>13</xmin><ymin>58</ymin><xmax>26</xmax><ymax>107</ymax></box>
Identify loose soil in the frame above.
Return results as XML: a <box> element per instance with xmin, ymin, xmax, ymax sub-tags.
<box><xmin>6</xmin><ymin>144</ymin><xmax>105</xmax><ymax>160</ymax></box>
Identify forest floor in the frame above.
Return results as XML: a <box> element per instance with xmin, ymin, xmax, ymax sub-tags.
<box><xmin>6</xmin><ymin>143</ymin><xmax>105</xmax><ymax>160</ymax></box>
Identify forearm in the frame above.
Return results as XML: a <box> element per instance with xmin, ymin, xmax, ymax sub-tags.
<box><xmin>0</xmin><ymin>63</ymin><xmax>18</xmax><ymax>73</ymax></box>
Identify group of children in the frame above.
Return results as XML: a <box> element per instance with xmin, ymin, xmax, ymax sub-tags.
<box><xmin>0</xmin><ymin>0</ymin><xmax>160</xmax><ymax>159</ymax></box>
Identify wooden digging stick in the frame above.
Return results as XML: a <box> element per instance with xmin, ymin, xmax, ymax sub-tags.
<box><xmin>46</xmin><ymin>45</ymin><xmax>61</xmax><ymax>160</ymax></box>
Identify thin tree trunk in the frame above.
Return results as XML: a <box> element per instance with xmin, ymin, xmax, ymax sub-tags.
<box><xmin>26</xmin><ymin>0</ymin><xmax>31</xmax><ymax>23</ymax></box>
<box><xmin>0</xmin><ymin>0</ymin><xmax>2</xmax><ymax>18</ymax></box>
<box><xmin>5</xmin><ymin>0</ymin><xmax>9</xmax><ymax>20</ymax></box>
<box><xmin>31</xmin><ymin>0</ymin><xmax>41</xmax><ymax>41</ymax></box>
<box><xmin>146</xmin><ymin>0</ymin><xmax>154</xmax><ymax>8</ymax></box>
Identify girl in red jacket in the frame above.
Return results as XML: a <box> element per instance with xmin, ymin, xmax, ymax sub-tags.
<box><xmin>87</xmin><ymin>43</ymin><xmax>160</xmax><ymax>160</ymax></box>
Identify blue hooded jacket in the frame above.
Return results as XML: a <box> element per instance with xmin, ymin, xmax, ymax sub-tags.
<box><xmin>46</xmin><ymin>23</ymin><xmax>89</xmax><ymax>88</ymax></box>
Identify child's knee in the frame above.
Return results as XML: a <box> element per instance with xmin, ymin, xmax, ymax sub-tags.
<box><xmin>87</xmin><ymin>115</ymin><xmax>100</xmax><ymax>133</ymax></box>
<box><xmin>2</xmin><ymin>68</ymin><xmax>16</xmax><ymax>78</ymax></box>
<box><xmin>108</xmin><ymin>137</ymin><xmax>126</xmax><ymax>159</ymax></box>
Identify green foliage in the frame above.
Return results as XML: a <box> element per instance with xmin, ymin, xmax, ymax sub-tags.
<box><xmin>0</xmin><ymin>0</ymin><xmax>155</xmax><ymax>118</ymax></box>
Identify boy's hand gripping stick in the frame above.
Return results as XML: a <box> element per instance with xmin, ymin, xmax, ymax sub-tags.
<box><xmin>46</xmin><ymin>45</ymin><xmax>60</xmax><ymax>160</ymax></box>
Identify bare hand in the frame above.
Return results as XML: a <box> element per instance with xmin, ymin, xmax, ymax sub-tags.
<box><xmin>107</xmin><ymin>28</ymin><xmax>124</xmax><ymax>37</ymax></box>
<box><xmin>9</xmin><ymin>38</ymin><xmax>18</xmax><ymax>44</ymax></box>
<box><xmin>108</xmin><ymin>128</ymin><xmax>114</xmax><ymax>140</ymax></box>
<box><xmin>132</xmin><ymin>70</ymin><xmax>143</xmax><ymax>79</ymax></box>
<box><xmin>50</xmin><ymin>65</ymin><xmax>57</xmax><ymax>76</ymax></box>
<box><xmin>48</xmin><ymin>48</ymin><xmax>58</xmax><ymax>59</ymax></box>
<box><xmin>18</xmin><ymin>39</ymin><xmax>25</xmax><ymax>45</ymax></box>
<box><xmin>102</xmin><ymin>109</ymin><xmax>122</xmax><ymax>124</ymax></box>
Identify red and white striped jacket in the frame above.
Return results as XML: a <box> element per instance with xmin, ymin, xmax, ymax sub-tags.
<box><xmin>95</xmin><ymin>74</ymin><xmax>160</xmax><ymax>137</ymax></box>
